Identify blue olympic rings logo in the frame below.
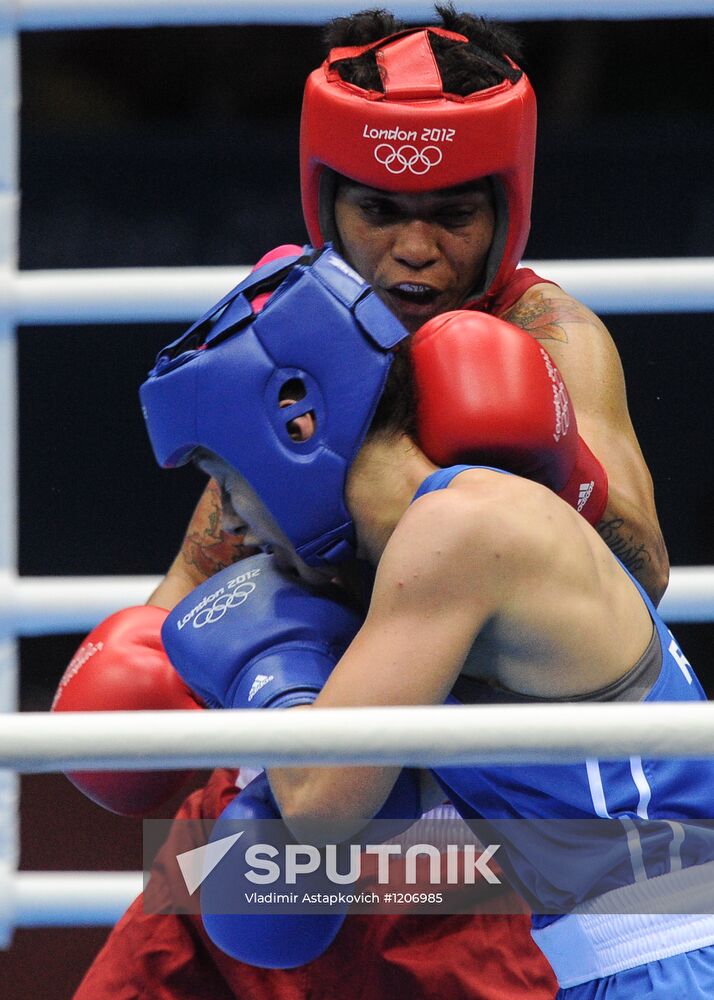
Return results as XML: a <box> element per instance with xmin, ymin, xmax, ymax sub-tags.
<box><xmin>374</xmin><ymin>143</ymin><xmax>443</xmax><ymax>175</ymax></box>
<box><xmin>192</xmin><ymin>581</ymin><xmax>256</xmax><ymax>627</ymax></box>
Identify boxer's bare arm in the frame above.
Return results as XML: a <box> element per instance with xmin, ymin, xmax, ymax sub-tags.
<box><xmin>147</xmin><ymin>479</ymin><xmax>259</xmax><ymax>609</ymax></box>
<box><xmin>504</xmin><ymin>283</ymin><xmax>669</xmax><ymax>605</ymax></box>
<box><xmin>270</xmin><ymin>487</ymin><xmax>494</xmax><ymax>835</ymax></box>
<box><xmin>270</xmin><ymin>471</ymin><xmax>650</xmax><ymax>835</ymax></box>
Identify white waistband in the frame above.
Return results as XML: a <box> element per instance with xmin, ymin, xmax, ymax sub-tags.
<box><xmin>532</xmin><ymin>861</ymin><xmax>714</xmax><ymax>988</ymax></box>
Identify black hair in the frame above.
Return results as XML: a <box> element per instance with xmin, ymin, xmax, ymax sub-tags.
<box><xmin>367</xmin><ymin>342</ymin><xmax>419</xmax><ymax>441</ymax></box>
<box><xmin>324</xmin><ymin>4</ymin><xmax>524</xmax><ymax>95</ymax></box>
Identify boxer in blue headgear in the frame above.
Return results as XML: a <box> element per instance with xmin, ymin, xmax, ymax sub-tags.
<box><xmin>141</xmin><ymin>246</ymin><xmax>408</xmax><ymax>570</ymax></box>
<box><xmin>141</xmin><ymin>247</ymin><xmax>424</xmax><ymax>971</ymax></box>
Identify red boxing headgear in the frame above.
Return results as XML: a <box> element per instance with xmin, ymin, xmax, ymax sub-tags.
<box><xmin>300</xmin><ymin>27</ymin><xmax>537</xmax><ymax>303</ymax></box>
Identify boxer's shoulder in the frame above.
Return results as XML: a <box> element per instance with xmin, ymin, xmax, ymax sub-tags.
<box><xmin>384</xmin><ymin>471</ymin><xmax>558</xmax><ymax>601</ymax></box>
<box><xmin>502</xmin><ymin>281</ymin><xmax>601</xmax><ymax>345</ymax></box>
<box><xmin>411</xmin><ymin>466</ymin><xmax>558</xmax><ymax>530</ymax></box>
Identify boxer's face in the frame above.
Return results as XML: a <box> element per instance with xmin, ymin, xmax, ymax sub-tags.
<box><xmin>334</xmin><ymin>179</ymin><xmax>495</xmax><ymax>333</ymax></box>
<box><xmin>195</xmin><ymin>451</ymin><xmax>332</xmax><ymax>585</ymax></box>
<box><xmin>196</xmin><ymin>454</ymin><xmax>292</xmax><ymax>558</ymax></box>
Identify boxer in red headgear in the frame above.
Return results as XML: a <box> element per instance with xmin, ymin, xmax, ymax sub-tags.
<box><xmin>299</xmin><ymin>15</ymin><xmax>607</xmax><ymax>522</ymax></box>
<box><xmin>68</xmin><ymin>8</ymin><xmax>667</xmax><ymax>1000</ymax></box>
<box><xmin>300</xmin><ymin>20</ymin><xmax>535</xmax><ymax>310</ymax></box>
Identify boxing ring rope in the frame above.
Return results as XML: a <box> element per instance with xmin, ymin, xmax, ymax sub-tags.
<box><xmin>6</xmin><ymin>0</ymin><xmax>714</xmax><ymax>31</ymax></box>
<box><xmin>0</xmin><ymin>566</ymin><xmax>710</xmax><ymax>637</ymax></box>
<box><xmin>2</xmin><ymin>258</ymin><xmax>714</xmax><ymax>324</ymax></box>
<box><xmin>5</xmin><ymin>699</ymin><xmax>714</xmax><ymax>932</ymax></box>
<box><xmin>8</xmin><ymin>703</ymin><xmax>714</xmax><ymax>772</ymax></box>
<box><xmin>9</xmin><ymin>872</ymin><xmax>144</xmax><ymax>928</ymax></box>
<box><xmin>0</xmin><ymin>0</ymin><xmax>712</xmax><ymax>948</ymax></box>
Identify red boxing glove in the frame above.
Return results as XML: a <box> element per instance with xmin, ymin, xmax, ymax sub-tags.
<box><xmin>412</xmin><ymin>311</ymin><xmax>608</xmax><ymax>525</ymax></box>
<box><xmin>52</xmin><ymin>606</ymin><xmax>204</xmax><ymax>816</ymax></box>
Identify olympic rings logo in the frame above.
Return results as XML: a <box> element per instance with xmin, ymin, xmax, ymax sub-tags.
<box><xmin>374</xmin><ymin>143</ymin><xmax>443</xmax><ymax>175</ymax></box>
<box><xmin>192</xmin><ymin>581</ymin><xmax>256</xmax><ymax>627</ymax></box>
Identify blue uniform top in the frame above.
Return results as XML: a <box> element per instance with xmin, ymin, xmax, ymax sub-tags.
<box><xmin>413</xmin><ymin>466</ymin><xmax>714</xmax><ymax>920</ymax></box>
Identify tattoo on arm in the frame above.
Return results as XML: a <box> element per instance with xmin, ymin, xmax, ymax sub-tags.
<box><xmin>597</xmin><ymin>518</ymin><xmax>651</xmax><ymax>576</ymax></box>
<box><xmin>180</xmin><ymin>481</ymin><xmax>259</xmax><ymax>579</ymax></box>
<box><xmin>181</xmin><ymin>533</ymin><xmax>259</xmax><ymax>579</ymax></box>
<box><xmin>503</xmin><ymin>291</ymin><xmax>594</xmax><ymax>344</ymax></box>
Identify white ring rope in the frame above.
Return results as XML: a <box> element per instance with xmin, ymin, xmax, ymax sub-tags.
<box><xmin>8</xmin><ymin>871</ymin><xmax>143</xmax><ymax>927</ymax></box>
<box><xmin>5</xmin><ymin>703</ymin><xmax>714</xmax><ymax>772</ymax></box>
<box><xmin>3</xmin><ymin>258</ymin><xmax>714</xmax><ymax>324</ymax></box>
<box><xmin>5</xmin><ymin>698</ymin><xmax>714</xmax><ymax>931</ymax></box>
<box><xmin>0</xmin><ymin>565</ymin><xmax>710</xmax><ymax>636</ymax></box>
<box><xmin>7</xmin><ymin>0</ymin><xmax>714</xmax><ymax>31</ymax></box>
<box><xmin>0</xmin><ymin>572</ymin><xmax>162</xmax><ymax>635</ymax></box>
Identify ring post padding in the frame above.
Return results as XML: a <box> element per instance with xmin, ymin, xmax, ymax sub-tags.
<box><xmin>0</xmin><ymin>860</ymin><xmax>12</xmax><ymax>947</ymax></box>
<box><xmin>0</xmin><ymin>17</ymin><xmax>20</xmax><ymax>950</ymax></box>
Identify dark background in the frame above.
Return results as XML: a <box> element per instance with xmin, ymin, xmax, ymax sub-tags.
<box><xmin>6</xmin><ymin>15</ymin><xmax>714</xmax><ymax>998</ymax></box>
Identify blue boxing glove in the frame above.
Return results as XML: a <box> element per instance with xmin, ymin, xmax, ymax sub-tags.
<box><xmin>165</xmin><ymin>554</ymin><xmax>422</xmax><ymax>968</ymax></box>
<box><xmin>202</xmin><ymin>769</ymin><xmax>423</xmax><ymax>968</ymax></box>
<box><xmin>162</xmin><ymin>553</ymin><xmax>362</xmax><ymax>710</ymax></box>
<box><xmin>201</xmin><ymin>772</ymin><xmax>346</xmax><ymax>968</ymax></box>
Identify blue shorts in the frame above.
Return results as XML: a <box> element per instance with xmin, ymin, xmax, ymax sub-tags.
<box><xmin>559</xmin><ymin>944</ymin><xmax>714</xmax><ymax>999</ymax></box>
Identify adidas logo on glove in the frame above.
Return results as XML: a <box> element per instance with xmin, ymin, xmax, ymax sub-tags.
<box><xmin>577</xmin><ymin>481</ymin><xmax>594</xmax><ymax>513</ymax></box>
<box><xmin>248</xmin><ymin>674</ymin><xmax>275</xmax><ymax>702</ymax></box>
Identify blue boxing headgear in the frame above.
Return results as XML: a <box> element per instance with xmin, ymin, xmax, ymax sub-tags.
<box><xmin>140</xmin><ymin>246</ymin><xmax>408</xmax><ymax>568</ymax></box>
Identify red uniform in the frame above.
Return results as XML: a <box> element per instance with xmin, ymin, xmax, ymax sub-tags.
<box><xmin>74</xmin><ymin>768</ymin><xmax>557</xmax><ymax>1000</ymax></box>
<box><xmin>73</xmin><ymin>268</ymin><xmax>558</xmax><ymax>1000</ymax></box>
